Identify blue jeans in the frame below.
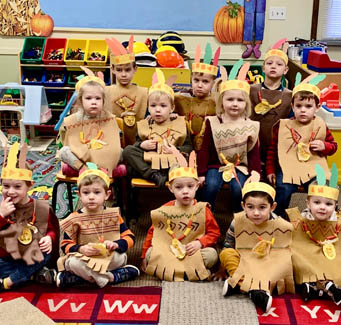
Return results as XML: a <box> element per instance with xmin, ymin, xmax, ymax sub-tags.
<box><xmin>0</xmin><ymin>253</ymin><xmax>51</xmax><ymax>286</ymax></box>
<box><xmin>201</xmin><ymin>168</ymin><xmax>248</xmax><ymax>212</ymax></box>
<box><xmin>243</xmin><ymin>0</ymin><xmax>266</xmax><ymax>42</ymax></box>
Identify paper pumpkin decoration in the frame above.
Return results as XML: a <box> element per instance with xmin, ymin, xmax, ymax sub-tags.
<box><xmin>30</xmin><ymin>13</ymin><xmax>54</xmax><ymax>37</ymax></box>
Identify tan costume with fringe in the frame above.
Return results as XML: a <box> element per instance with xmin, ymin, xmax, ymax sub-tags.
<box><xmin>278</xmin><ymin>116</ymin><xmax>329</xmax><ymax>185</ymax></box>
<box><xmin>145</xmin><ymin>202</ymin><xmax>210</xmax><ymax>281</ymax></box>
<box><xmin>228</xmin><ymin>212</ymin><xmax>295</xmax><ymax>294</ymax></box>
<box><xmin>57</xmin><ymin>208</ymin><xmax>120</xmax><ymax>274</ymax></box>
<box><xmin>287</xmin><ymin>207</ymin><xmax>341</xmax><ymax>286</ymax></box>
<box><xmin>62</xmin><ymin>111</ymin><xmax>121</xmax><ymax>174</ymax></box>
<box><xmin>105</xmin><ymin>84</ymin><xmax>148</xmax><ymax>145</ymax></box>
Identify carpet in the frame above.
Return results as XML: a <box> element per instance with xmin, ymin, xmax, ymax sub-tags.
<box><xmin>0</xmin><ymin>284</ymin><xmax>162</xmax><ymax>325</ymax></box>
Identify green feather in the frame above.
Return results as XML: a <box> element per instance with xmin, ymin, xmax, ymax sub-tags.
<box><xmin>309</xmin><ymin>74</ymin><xmax>326</xmax><ymax>86</ymax></box>
<box><xmin>229</xmin><ymin>59</ymin><xmax>243</xmax><ymax>80</ymax></box>
<box><xmin>330</xmin><ymin>163</ymin><xmax>338</xmax><ymax>188</ymax></box>
<box><xmin>86</xmin><ymin>162</ymin><xmax>98</xmax><ymax>170</ymax></box>
<box><xmin>203</xmin><ymin>43</ymin><xmax>212</xmax><ymax>64</ymax></box>
<box><xmin>295</xmin><ymin>73</ymin><xmax>302</xmax><ymax>87</ymax></box>
<box><xmin>315</xmin><ymin>164</ymin><xmax>326</xmax><ymax>186</ymax></box>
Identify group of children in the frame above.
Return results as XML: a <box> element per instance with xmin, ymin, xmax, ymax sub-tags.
<box><xmin>0</xmin><ymin>35</ymin><xmax>340</xmax><ymax>314</ymax></box>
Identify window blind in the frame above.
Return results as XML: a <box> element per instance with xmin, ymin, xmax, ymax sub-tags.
<box><xmin>319</xmin><ymin>0</ymin><xmax>341</xmax><ymax>40</ymax></box>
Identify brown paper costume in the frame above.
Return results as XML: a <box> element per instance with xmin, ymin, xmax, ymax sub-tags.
<box><xmin>145</xmin><ymin>202</ymin><xmax>210</xmax><ymax>281</ymax></box>
<box><xmin>228</xmin><ymin>212</ymin><xmax>294</xmax><ymax>294</ymax></box>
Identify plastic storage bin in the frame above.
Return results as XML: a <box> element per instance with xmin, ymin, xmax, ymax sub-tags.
<box><xmin>46</xmin><ymin>90</ymin><xmax>67</xmax><ymax>108</ymax></box>
<box><xmin>86</xmin><ymin>39</ymin><xmax>108</xmax><ymax>66</ymax></box>
<box><xmin>20</xmin><ymin>37</ymin><xmax>46</xmax><ymax>64</ymax></box>
<box><xmin>43</xmin><ymin>70</ymin><xmax>66</xmax><ymax>87</ymax></box>
<box><xmin>22</xmin><ymin>68</ymin><xmax>44</xmax><ymax>85</ymax></box>
<box><xmin>64</xmin><ymin>39</ymin><xmax>89</xmax><ymax>68</ymax></box>
<box><xmin>67</xmin><ymin>70</ymin><xmax>84</xmax><ymax>87</ymax></box>
<box><xmin>42</xmin><ymin>38</ymin><xmax>67</xmax><ymax>65</ymax></box>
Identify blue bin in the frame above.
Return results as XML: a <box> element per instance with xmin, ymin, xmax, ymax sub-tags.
<box><xmin>43</xmin><ymin>70</ymin><xmax>66</xmax><ymax>87</ymax></box>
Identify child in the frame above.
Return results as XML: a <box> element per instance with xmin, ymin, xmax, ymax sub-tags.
<box><xmin>174</xmin><ymin>43</ymin><xmax>220</xmax><ymax>151</ymax></box>
<box><xmin>266</xmin><ymin>73</ymin><xmax>337</xmax><ymax>218</ymax></box>
<box><xmin>105</xmin><ymin>36</ymin><xmax>148</xmax><ymax>146</ymax></box>
<box><xmin>249</xmin><ymin>39</ymin><xmax>292</xmax><ymax>163</ymax></box>
<box><xmin>123</xmin><ymin>68</ymin><xmax>192</xmax><ymax>187</ymax></box>
<box><xmin>58</xmin><ymin>71</ymin><xmax>122</xmax><ymax>177</ymax></box>
<box><xmin>286</xmin><ymin>164</ymin><xmax>341</xmax><ymax>305</ymax></box>
<box><xmin>0</xmin><ymin>142</ymin><xmax>59</xmax><ymax>290</ymax></box>
<box><xmin>141</xmin><ymin>151</ymin><xmax>220</xmax><ymax>281</ymax></box>
<box><xmin>197</xmin><ymin>60</ymin><xmax>261</xmax><ymax>212</ymax></box>
<box><xmin>219</xmin><ymin>172</ymin><xmax>294</xmax><ymax>312</ymax></box>
<box><xmin>56</xmin><ymin>163</ymin><xmax>139</xmax><ymax>288</ymax></box>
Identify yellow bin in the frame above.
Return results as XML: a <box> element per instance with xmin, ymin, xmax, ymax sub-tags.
<box><xmin>64</xmin><ymin>39</ymin><xmax>89</xmax><ymax>70</ymax></box>
<box><xmin>86</xmin><ymin>39</ymin><xmax>108</xmax><ymax>66</ymax></box>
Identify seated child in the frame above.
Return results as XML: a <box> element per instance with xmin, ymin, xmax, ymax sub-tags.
<box><xmin>123</xmin><ymin>68</ymin><xmax>192</xmax><ymax>187</ymax></box>
<box><xmin>57</xmin><ymin>163</ymin><xmax>139</xmax><ymax>288</ymax></box>
<box><xmin>197</xmin><ymin>60</ymin><xmax>261</xmax><ymax>212</ymax></box>
<box><xmin>141</xmin><ymin>151</ymin><xmax>220</xmax><ymax>281</ymax></box>
<box><xmin>286</xmin><ymin>163</ymin><xmax>341</xmax><ymax>305</ymax></box>
<box><xmin>174</xmin><ymin>43</ymin><xmax>220</xmax><ymax>151</ymax></box>
<box><xmin>266</xmin><ymin>73</ymin><xmax>337</xmax><ymax>218</ymax></box>
<box><xmin>0</xmin><ymin>143</ymin><xmax>59</xmax><ymax>290</ymax></box>
<box><xmin>219</xmin><ymin>171</ymin><xmax>294</xmax><ymax>312</ymax></box>
<box><xmin>58</xmin><ymin>70</ymin><xmax>122</xmax><ymax>177</ymax></box>
<box><xmin>105</xmin><ymin>36</ymin><xmax>148</xmax><ymax>146</ymax></box>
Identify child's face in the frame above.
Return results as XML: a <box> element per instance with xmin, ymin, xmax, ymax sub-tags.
<box><xmin>148</xmin><ymin>93</ymin><xmax>174</xmax><ymax>124</ymax></box>
<box><xmin>168</xmin><ymin>177</ymin><xmax>199</xmax><ymax>206</ymax></box>
<box><xmin>222</xmin><ymin>89</ymin><xmax>246</xmax><ymax>119</ymax></box>
<box><xmin>82</xmin><ymin>85</ymin><xmax>104</xmax><ymax>118</ymax></box>
<box><xmin>263</xmin><ymin>56</ymin><xmax>288</xmax><ymax>80</ymax></box>
<box><xmin>78</xmin><ymin>181</ymin><xmax>111</xmax><ymax>213</ymax></box>
<box><xmin>113</xmin><ymin>63</ymin><xmax>136</xmax><ymax>86</ymax></box>
<box><xmin>242</xmin><ymin>196</ymin><xmax>277</xmax><ymax>226</ymax></box>
<box><xmin>191</xmin><ymin>73</ymin><xmax>215</xmax><ymax>99</ymax></box>
<box><xmin>2</xmin><ymin>179</ymin><xmax>31</xmax><ymax>205</ymax></box>
<box><xmin>292</xmin><ymin>97</ymin><xmax>319</xmax><ymax>124</ymax></box>
<box><xmin>307</xmin><ymin>196</ymin><xmax>336</xmax><ymax>221</ymax></box>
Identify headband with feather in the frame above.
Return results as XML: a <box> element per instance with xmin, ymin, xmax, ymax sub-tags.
<box><xmin>192</xmin><ymin>43</ymin><xmax>221</xmax><ymax>76</ymax></box>
<box><xmin>149</xmin><ymin>68</ymin><xmax>176</xmax><ymax>99</ymax></box>
<box><xmin>293</xmin><ymin>72</ymin><xmax>326</xmax><ymax>99</ymax></box>
<box><xmin>265</xmin><ymin>38</ymin><xmax>289</xmax><ymax>65</ymax></box>
<box><xmin>242</xmin><ymin>171</ymin><xmax>276</xmax><ymax>200</ymax></box>
<box><xmin>75</xmin><ymin>66</ymin><xmax>106</xmax><ymax>91</ymax></box>
<box><xmin>105</xmin><ymin>35</ymin><xmax>135</xmax><ymax>66</ymax></box>
<box><xmin>169</xmin><ymin>150</ymin><xmax>198</xmax><ymax>182</ymax></box>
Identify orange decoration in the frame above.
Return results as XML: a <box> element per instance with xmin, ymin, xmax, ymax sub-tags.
<box><xmin>213</xmin><ymin>1</ymin><xmax>244</xmax><ymax>43</ymax></box>
<box><xmin>156</xmin><ymin>51</ymin><xmax>184</xmax><ymax>68</ymax></box>
<box><xmin>30</xmin><ymin>13</ymin><xmax>54</xmax><ymax>37</ymax></box>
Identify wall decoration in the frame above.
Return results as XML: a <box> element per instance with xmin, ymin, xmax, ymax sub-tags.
<box><xmin>30</xmin><ymin>12</ymin><xmax>54</xmax><ymax>36</ymax></box>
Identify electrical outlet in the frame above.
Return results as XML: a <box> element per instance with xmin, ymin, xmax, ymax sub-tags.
<box><xmin>269</xmin><ymin>6</ymin><xmax>286</xmax><ymax>20</ymax></box>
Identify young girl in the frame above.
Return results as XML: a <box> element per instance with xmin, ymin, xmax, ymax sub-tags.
<box><xmin>197</xmin><ymin>60</ymin><xmax>261</xmax><ymax>212</ymax></box>
<box><xmin>58</xmin><ymin>71</ymin><xmax>121</xmax><ymax>177</ymax></box>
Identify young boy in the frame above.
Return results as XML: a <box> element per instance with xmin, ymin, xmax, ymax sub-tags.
<box><xmin>105</xmin><ymin>36</ymin><xmax>148</xmax><ymax>146</ymax></box>
<box><xmin>249</xmin><ymin>39</ymin><xmax>292</xmax><ymax>163</ymax></box>
<box><xmin>141</xmin><ymin>151</ymin><xmax>220</xmax><ymax>281</ymax></box>
<box><xmin>0</xmin><ymin>142</ymin><xmax>59</xmax><ymax>290</ymax></box>
<box><xmin>122</xmin><ymin>68</ymin><xmax>192</xmax><ymax>187</ymax></box>
<box><xmin>266</xmin><ymin>74</ymin><xmax>337</xmax><ymax>218</ymax></box>
<box><xmin>174</xmin><ymin>43</ymin><xmax>220</xmax><ymax>151</ymax></box>
<box><xmin>218</xmin><ymin>172</ymin><xmax>294</xmax><ymax>312</ymax></box>
<box><xmin>57</xmin><ymin>163</ymin><xmax>139</xmax><ymax>288</ymax></box>
<box><xmin>286</xmin><ymin>164</ymin><xmax>341</xmax><ymax>305</ymax></box>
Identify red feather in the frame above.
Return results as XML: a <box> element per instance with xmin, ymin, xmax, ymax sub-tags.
<box><xmin>213</xmin><ymin>47</ymin><xmax>221</xmax><ymax>66</ymax></box>
<box><xmin>272</xmin><ymin>38</ymin><xmax>288</xmax><ymax>50</ymax></box>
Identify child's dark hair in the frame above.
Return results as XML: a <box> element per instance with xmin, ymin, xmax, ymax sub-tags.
<box><xmin>242</xmin><ymin>191</ymin><xmax>274</xmax><ymax>205</ymax></box>
<box><xmin>112</xmin><ymin>61</ymin><xmax>137</xmax><ymax>69</ymax></box>
<box><xmin>292</xmin><ymin>91</ymin><xmax>319</xmax><ymax>106</ymax></box>
<box><xmin>78</xmin><ymin>174</ymin><xmax>109</xmax><ymax>192</ymax></box>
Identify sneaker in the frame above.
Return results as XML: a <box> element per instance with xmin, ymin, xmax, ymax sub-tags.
<box><xmin>0</xmin><ymin>278</ymin><xmax>5</xmax><ymax>291</ymax></box>
<box><xmin>56</xmin><ymin>271</ymin><xmax>85</xmax><ymax>288</ymax></box>
<box><xmin>150</xmin><ymin>172</ymin><xmax>167</xmax><ymax>187</ymax></box>
<box><xmin>111</xmin><ymin>265</ymin><xmax>140</xmax><ymax>284</ymax></box>
<box><xmin>222</xmin><ymin>279</ymin><xmax>240</xmax><ymax>297</ymax></box>
<box><xmin>301</xmin><ymin>282</ymin><xmax>323</xmax><ymax>302</ymax></box>
<box><xmin>249</xmin><ymin>290</ymin><xmax>272</xmax><ymax>313</ymax></box>
<box><xmin>35</xmin><ymin>267</ymin><xmax>57</xmax><ymax>285</ymax></box>
<box><xmin>326</xmin><ymin>281</ymin><xmax>341</xmax><ymax>305</ymax></box>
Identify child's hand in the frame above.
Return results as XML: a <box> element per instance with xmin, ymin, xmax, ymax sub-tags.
<box><xmin>79</xmin><ymin>244</ymin><xmax>100</xmax><ymax>256</ymax></box>
<box><xmin>141</xmin><ymin>258</ymin><xmax>147</xmax><ymax>272</ymax></box>
<box><xmin>161</xmin><ymin>144</ymin><xmax>177</xmax><ymax>155</ymax></box>
<box><xmin>141</xmin><ymin>139</ymin><xmax>157</xmax><ymax>151</ymax></box>
<box><xmin>170</xmin><ymin>112</ymin><xmax>178</xmax><ymax>121</ymax></box>
<box><xmin>310</xmin><ymin>140</ymin><xmax>325</xmax><ymax>152</ymax></box>
<box><xmin>198</xmin><ymin>176</ymin><xmax>205</xmax><ymax>186</ymax></box>
<box><xmin>39</xmin><ymin>235</ymin><xmax>52</xmax><ymax>254</ymax></box>
<box><xmin>185</xmin><ymin>240</ymin><xmax>202</xmax><ymax>256</ymax></box>
<box><xmin>267</xmin><ymin>174</ymin><xmax>276</xmax><ymax>187</ymax></box>
<box><xmin>211</xmin><ymin>264</ymin><xmax>227</xmax><ymax>281</ymax></box>
<box><xmin>0</xmin><ymin>197</ymin><xmax>16</xmax><ymax>218</ymax></box>
<box><xmin>104</xmin><ymin>240</ymin><xmax>119</xmax><ymax>251</ymax></box>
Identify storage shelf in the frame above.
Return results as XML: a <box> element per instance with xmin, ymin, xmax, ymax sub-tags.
<box><xmin>20</xmin><ymin>63</ymin><xmax>110</xmax><ymax>69</ymax></box>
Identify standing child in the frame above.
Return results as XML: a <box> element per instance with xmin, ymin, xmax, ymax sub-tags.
<box><xmin>266</xmin><ymin>73</ymin><xmax>337</xmax><ymax>218</ymax></box>
<box><xmin>218</xmin><ymin>172</ymin><xmax>294</xmax><ymax>313</ymax></box>
<box><xmin>174</xmin><ymin>43</ymin><xmax>220</xmax><ymax>151</ymax></box>
<box><xmin>105</xmin><ymin>36</ymin><xmax>148</xmax><ymax>146</ymax></box>
<box><xmin>141</xmin><ymin>151</ymin><xmax>220</xmax><ymax>281</ymax></box>
<box><xmin>123</xmin><ymin>68</ymin><xmax>192</xmax><ymax>187</ymax></box>
<box><xmin>57</xmin><ymin>163</ymin><xmax>139</xmax><ymax>288</ymax></box>
<box><xmin>198</xmin><ymin>60</ymin><xmax>261</xmax><ymax>212</ymax></box>
<box><xmin>58</xmin><ymin>71</ymin><xmax>121</xmax><ymax>177</ymax></box>
<box><xmin>249</xmin><ymin>39</ymin><xmax>292</xmax><ymax>164</ymax></box>
<box><xmin>0</xmin><ymin>143</ymin><xmax>59</xmax><ymax>290</ymax></box>
<box><xmin>287</xmin><ymin>164</ymin><xmax>341</xmax><ymax>305</ymax></box>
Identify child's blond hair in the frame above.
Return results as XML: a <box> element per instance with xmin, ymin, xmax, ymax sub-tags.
<box><xmin>148</xmin><ymin>90</ymin><xmax>175</xmax><ymax>107</ymax></box>
<box><xmin>216</xmin><ymin>89</ymin><xmax>251</xmax><ymax>117</ymax></box>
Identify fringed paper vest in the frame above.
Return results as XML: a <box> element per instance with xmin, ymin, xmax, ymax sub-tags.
<box><xmin>174</xmin><ymin>94</ymin><xmax>216</xmax><ymax>151</ymax></box>
<box><xmin>228</xmin><ymin>212</ymin><xmax>295</xmax><ymax>294</ymax></box>
<box><xmin>57</xmin><ymin>207</ymin><xmax>121</xmax><ymax>274</ymax></box>
<box><xmin>278</xmin><ymin>116</ymin><xmax>329</xmax><ymax>185</ymax></box>
<box><xmin>145</xmin><ymin>202</ymin><xmax>210</xmax><ymax>281</ymax></box>
<box><xmin>63</xmin><ymin>111</ymin><xmax>121</xmax><ymax>174</ymax></box>
<box><xmin>288</xmin><ymin>207</ymin><xmax>341</xmax><ymax>286</ymax></box>
<box><xmin>207</xmin><ymin>116</ymin><xmax>259</xmax><ymax>175</ymax></box>
<box><xmin>104</xmin><ymin>84</ymin><xmax>148</xmax><ymax>145</ymax></box>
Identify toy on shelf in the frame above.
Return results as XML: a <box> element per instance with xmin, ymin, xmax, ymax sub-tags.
<box><xmin>320</xmin><ymin>83</ymin><xmax>340</xmax><ymax>109</ymax></box>
<box><xmin>307</xmin><ymin>51</ymin><xmax>341</xmax><ymax>72</ymax></box>
<box><xmin>247</xmin><ymin>69</ymin><xmax>264</xmax><ymax>84</ymax></box>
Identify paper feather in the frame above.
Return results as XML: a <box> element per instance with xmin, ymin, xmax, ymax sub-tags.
<box><xmin>174</xmin><ymin>149</ymin><xmax>187</xmax><ymax>167</ymax></box>
<box><xmin>272</xmin><ymin>38</ymin><xmax>287</xmax><ymax>50</ymax></box>
<box><xmin>219</xmin><ymin>66</ymin><xmax>228</xmax><ymax>82</ymax></box>
<box><xmin>86</xmin><ymin>162</ymin><xmax>97</xmax><ymax>170</ymax></box>
<box><xmin>229</xmin><ymin>59</ymin><xmax>243</xmax><ymax>80</ymax></box>
<box><xmin>155</xmin><ymin>68</ymin><xmax>165</xmax><ymax>84</ymax></box>
<box><xmin>315</xmin><ymin>164</ymin><xmax>326</xmax><ymax>186</ymax></box>
<box><xmin>80</xmin><ymin>66</ymin><xmax>95</xmax><ymax>77</ymax></box>
<box><xmin>105</xmin><ymin>38</ymin><xmax>126</xmax><ymax>55</ymax></box>
<box><xmin>18</xmin><ymin>143</ymin><xmax>28</xmax><ymax>169</ymax></box>
<box><xmin>330</xmin><ymin>163</ymin><xmax>338</xmax><ymax>189</ymax></box>
<box><xmin>282</xmin><ymin>42</ymin><xmax>289</xmax><ymax>54</ymax></box>
<box><xmin>309</xmin><ymin>74</ymin><xmax>326</xmax><ymax>86</ymax></box>
<box><xmin>128</xmin><ymin>35</ymin><xmax>134</xmax><ymax>54</ymax></box>
<box><xmin>7</xmin><ymin>142</ymin><xmax>19</xmax><ymax>168</ymax></box>
<box><xmin>203</xmin><ymin>43</ymin><xmax>212</xmax><ymax>64</ymax></box>
<box><xmin>194</xmin><ymin>44</ymin><xmax>201</xmax><ymax>64</ymax></box>
<box><xmin>245</xmin><ymin>171</ymin><xmax>261</xmax><ymax>185</ymax></box>
<box><xmin>188</xmin><ymin>151</ymin><xmax>196</xmax><ymax>168</ymax></box>
<box><xmin>97</xmin><ymin>71</ymin><xmax>104</xmax><ymax>80</ymax></box>
<box><xmin>152</xmin><ymin>71</ymin><xmax>158</xmax><ymax>85</ymax></box>
<box><xmin>237</xmin><ymin>62</ymin><xmax>250</xmax><ymax>81</ymax></box>
<box><xmin>295</xmin><ymin>73</ymin><xmax>302</xmax><ymax>87</ymax></box>
<box><xmin>212</xmin><ymin>47</ymin><xmax>221</xmax><ymax>66</ymax></box>
<box><xmin>166</xmin><ymin>75</ymin><xmax>177</xmax><ymax>87</ymax></box>
<box><xmin>301</xmin><ymin>72</ymin><xmax>318</xmax><ymax>84</ymax></box>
